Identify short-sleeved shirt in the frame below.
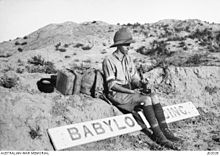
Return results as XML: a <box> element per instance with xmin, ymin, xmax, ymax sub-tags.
<box><xmin>102</xmin><ymin>50</ymin><xmax>140</xmax><ymax>94</ymax></box>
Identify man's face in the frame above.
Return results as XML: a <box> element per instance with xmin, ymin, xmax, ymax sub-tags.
<box><xmin>118</xmin><ymin>43</ymin><xmax>131</xmax><ymax>55</ymax></box>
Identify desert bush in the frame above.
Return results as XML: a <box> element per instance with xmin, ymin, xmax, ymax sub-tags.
<box><xmin>74</xmin><ymin>59</ymin><xmax>80</xmax><ymax>62</ymax></box>
<box><xmin>185</xmin><ymin>54</ymin><xmax>204</xmax><ymax>66</ymax></box>
<box><xmin>58</xmin><ymin>48</ymin><xmax>66</xmax><ymax>52</ymax></box>
<box><xmin>101</xmin><ymin>49</ymin><xmax>107</xmax><ymax>54</ymax></box>
<box><xmin>64</xmin><ymin>44</ymin><xmax>69</xmax><ymax>48</ymax></box>
<box><xmin>138</xmin><ymin>40</ymin><xmax>173</xmax><ymax>58</ymax></box>
<box><xmin>16</xmin><ymin>67</ymin><xmax>25</xmax><ymax>74</ymax></box>
<box><xmin>0</xmin><ymin>71</ymin><xmax>19</xmax><ymax>88</ymax></box>
<box><xmin>205</xmin><ymin>86</ymin><xmax>218</xmax><ymax>95</ymax></box>
<box><xmin>55</xmin><ymin>42</ymin><xmax>61</xmax><ymax>50</ymax></box>
<box><xmin>136</xmin><ymin>46</ymin><xmax>149</xmax><ymax>55</ymax></box>
<box><xmin>23</xmin><ymin>36</ymin><xmax>28</xmax><ymax>39</ymax></box>
<box><xmin>83</xmin><ymin>59</ymin><xmax>92</xmax><ymax>63</ymax></box>
<box><xmin>21</xmin><ymin>42</ymin><xmax>27</xmax><ymax>45</ymax></box>
<box><xmin>82</xmin><ymin>44</ymin><xmax>93</xmax><ymax>50</ymax></box>
<box><xmin>183</xmin><ymin>46</ymin><xmax>188</xmax><ymax>51</ymax></box>
<box><xmin>74</xmin><ymin>43</ymin><xmax>84</xmax><ymax>48</ymax></box>
<box><xmin>17</xmin><ymin>48</ymin><xmax>23</xmax><ymax>52</ymax></box>
<box><xmin>167</xmin><ymin>36</ymin><xmax>185</xmax><ymax>41</ymax></box>
<box><xmin>65</xmin><ymin>55</ymin><xmax>70</xmax><ymax>58</ymax></box>
<box><xmin>29</xmin><ymin>126</ymin><xmax>42</xmax><ymax>139</ymax></box>
<box><xmin>15</xmin><ymin>41</ymin><xmax>20</xmax><ymax>45</ymax></box>
<box><xmin>178</xmin><ymin>41</ymin><xmax>185</xmax><ymax>47</ymax></box>
<box><xmin>28</xmin><ymin>55</ymin><xmax>45</xmax><ymax>65</ymax></box>
<box><xmin>27</xmin><ymin>55</ymin><xmax>57</xmax><ymax>74</ymax></box>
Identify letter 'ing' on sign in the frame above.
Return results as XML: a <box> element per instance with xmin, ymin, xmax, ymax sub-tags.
<box><xmin>67</xmin><ymin>127</ymin><xmax>81</xmax><ymax>141</ymax></box>
<box><xmin>164</xmin><ymin>109</ymin><xmax>170</xmax><ymax>119</ymax></box>
<box><xmin>178</xmin><ymin>105</ymin><xmax>187</xmax><ymax>114</ymax></box>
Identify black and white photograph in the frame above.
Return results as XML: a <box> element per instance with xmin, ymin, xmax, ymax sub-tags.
<box><xmin>0</xmin><ymin>0</ymin><xmax>219</xmax><ymax>154</ymax></box>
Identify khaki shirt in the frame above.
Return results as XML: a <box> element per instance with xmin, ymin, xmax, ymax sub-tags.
<box><xmin>102</xmin><ymin>50</ymin><xmax>140</xmax><ymax>93</ymax></box>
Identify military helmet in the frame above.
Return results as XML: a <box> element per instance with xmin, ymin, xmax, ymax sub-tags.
<box><xmin>110</xmin><ymin>28</ymin><xmax>135</xmax><ymax>48</ymax></box>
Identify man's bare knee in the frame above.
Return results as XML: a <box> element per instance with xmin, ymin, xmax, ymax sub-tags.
<box><xmin>141</xmin><ymin>96</ymin><xmax>152</xmax><ymax>106</ymax></box>
<box><xmin>151</xmin><ymin>93</ymin><xmax>160</xmax><ymax>104</ymax></box>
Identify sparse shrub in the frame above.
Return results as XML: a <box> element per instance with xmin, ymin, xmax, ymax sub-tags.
<box><xmin>73</xmin><ymin>53</ymin><xmax>77</xmax><ymax>55</ymax></box>
<box><xmin>136</xmin><ymin>46</ymin><xmax>149</xmax><ymax>55</ymax></box>
<box><xmin>178</xmin><ymin>41</ymin><xmax>185</xmax><ymax>47</ymax></box>
<box><xmin>28</xmin><ymin>55</ymin><xmax>45</xmax><ymax>65</ymax></box>
<box><xmin>82</xmin><ymin>45</ymin><xmax>93</xmax><ymax>50</ymax></box>
<box><xmin>101</xmin><ymin>49</ymin><xmax>107</xmax><ymax>54</ymax></box>
<box><xmin>23</xmin><ymin>36</ymin><xmax>28</xmax><ymax>39</ymax></box>
<box><xmin>64</xmin><ymin>44</ymin><xmax>69</xmax><ymax>48</ymax></box>
<box><xmin>133</xmin><ymin>29</ymin><xmax>139</xmax><ymax>33</ymax></box>
<box><xmin>65</xmin><ymin>55</ymin><xmax>70</xmax><ymax>58</ymax></box>
<box><xmin>74</xmin><ymin>59</ymin><xmax>80</xmax><ymax>62</ymax></box>
<box><xmin>183</xmin><ymin>46</ymin><xmax>188</xmax><ymax>50</ymax></box>
<box><xmin>15</xmin><ymin>41</ymin><xmax>20</xmax><ymax>45</ymax></box>
<box><xmin>74</xmin><ymin>43</ymin><xmax>84</xmax><ymax>48</ymax></box>
<box><xmin>27</xmin><ymin>55</ymin><xmax>57</xmax><ymax>74</ymax></box>
<box><xmin>167</xmin><ymin>36</ymin><xmax>185</xmax><ymax>41</ymax></box>
<box><xmin>17</xmin><ymin>48</ymin><xmax>23</xmax><ymax>52</ymax></box>
<box><xmin>21</xmin><ymin>42</ymin><xmax>27</xmax><ymax>45</ymax></box>
<box><xmin>185</xmin><ymin>54</ymin><xmax>203</xmax><ymax>66</ymax></box>
<box><xmin>83</xmin><ymin>59</ymin><xmax>92</xmax><ymax>63</ymax></box>
<box><xmin>58</xmin><ymin>48</ymin><xmax>66</xmax><ymax>52</ymax></box>
<box><xmin>55</xmin><ymin>42</ymin><xmax>61</xmax><ymax>50</ymax></box>
<box><xmin>205</xmin><ymin>86</ymin><xmax>218</xmax><ymax>95</ymax></box>
<box><xmin>29</xmin><ymin>126</ymin><xmax>42</xmax><ymax>139</ymax></box>
<box><xmin>137</xmin><ymin>40</ymin><xmax>173</xmax><ymax>58</ymax></box>
<box><xmin>0</xmin><ymin>71</ymin><xmax>19</xmax><ymax>88</ymax></box>
<box><xmin>16</xmin><ymin>67</ymin><xmax>25</xmax><ymax>74</ymax></box>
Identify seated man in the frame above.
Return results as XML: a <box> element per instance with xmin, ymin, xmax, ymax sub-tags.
<box><xmin>102</xmin><ymin>28</ymin><xmax>182</xmax><ymax>149</ymax></box>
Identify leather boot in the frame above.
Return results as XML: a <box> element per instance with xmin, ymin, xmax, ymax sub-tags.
<box><xmin>153</xmin><ymin>103</ymin><xmax>183</xmax><ymax>143</ymax></box>
<box><xmin>160</xmin><ymin>127</ymin><xmax>183</xmax><ymax>143</ymax></box>
<box><xmin>151</xmin><ymin>126</ymin><xmax>180</xmax><ymax>150</ymax></box>
<box><xmin>142</xmin><ymin>105</ymin><xmax>180</xmax><ymax>150</ymax></box>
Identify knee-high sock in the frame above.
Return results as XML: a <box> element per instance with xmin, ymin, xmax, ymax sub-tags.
<box><xmin>142</xmin><ymin>105</ymin><xmax>159</xmax><ymax>128</ymax></box>
<box><xmin>142</xmin><ymin>105</ymin><xmax>166</xmax><ymax>140</ymax></box>
<box><xmin>153</xmin><ymin>103</ymin><xmax>168</xmax><ymax>129</ymax></box>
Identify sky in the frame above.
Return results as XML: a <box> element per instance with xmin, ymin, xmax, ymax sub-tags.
<box><xmin>0</xmin><ymin>0</ymin><xmax>220</xmax><ymax>42</ymax></box>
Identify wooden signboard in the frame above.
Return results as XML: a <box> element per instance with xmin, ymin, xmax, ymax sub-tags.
<box><xmin>48</xmin><ymin>102</ymin><xmax>199</xmax><ymax>150</ymax></box>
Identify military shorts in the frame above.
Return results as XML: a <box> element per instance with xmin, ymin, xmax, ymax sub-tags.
<box><xmin>107</xmin><ymin>92</ymin><xmax>148</xmax><ymax>112</ymax></box>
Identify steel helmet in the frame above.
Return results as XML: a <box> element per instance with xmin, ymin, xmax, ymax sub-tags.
<box><xmin>110</xmin><ymin>28</ymin><xmax>135</xmax><ymax>48</ymax></box>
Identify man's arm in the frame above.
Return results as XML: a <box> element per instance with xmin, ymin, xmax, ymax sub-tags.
<box><xmin>111</xmin><ymin>83</ymin><xmax>136</xmax><ymax>94</ymax></box>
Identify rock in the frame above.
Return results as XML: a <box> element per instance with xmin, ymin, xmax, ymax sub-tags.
<box><xmin>0</xmin><ymin>71</ymin><xmax>19</xmax><ymax>88</ymax></box>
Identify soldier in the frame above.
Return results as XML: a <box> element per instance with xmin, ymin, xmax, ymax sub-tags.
<box><xmin>102</xmin><ymin>28</ymin><xmax>183</xmax><ymax>149</ymax></box>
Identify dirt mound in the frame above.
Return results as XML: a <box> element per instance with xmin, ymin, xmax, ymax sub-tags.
<box><xmin>0</xmin><ymin>86</ymin><xmax>121</xmax><ymax>150</ymax></box>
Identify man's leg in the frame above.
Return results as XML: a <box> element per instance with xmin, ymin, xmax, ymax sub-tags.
<box><xmin>151</xmin><ymin>94</ymin><xmax>183</xmax><ymax>143</ymax></box>
<box><xmin>108</xmin><ymin>92</ymin><xmax>179</xmax><ymax>149</ymax></box>
<box><xmin>140</xmin><ymin>96</ymin><xmax>178</xmax><ymax>149</ymax></box>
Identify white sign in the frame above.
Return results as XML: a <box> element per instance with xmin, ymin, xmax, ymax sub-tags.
<box><xmin>48</xmin><ymin>102</ymin><xmax>199</xmax><ymax>150</ymax></box>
